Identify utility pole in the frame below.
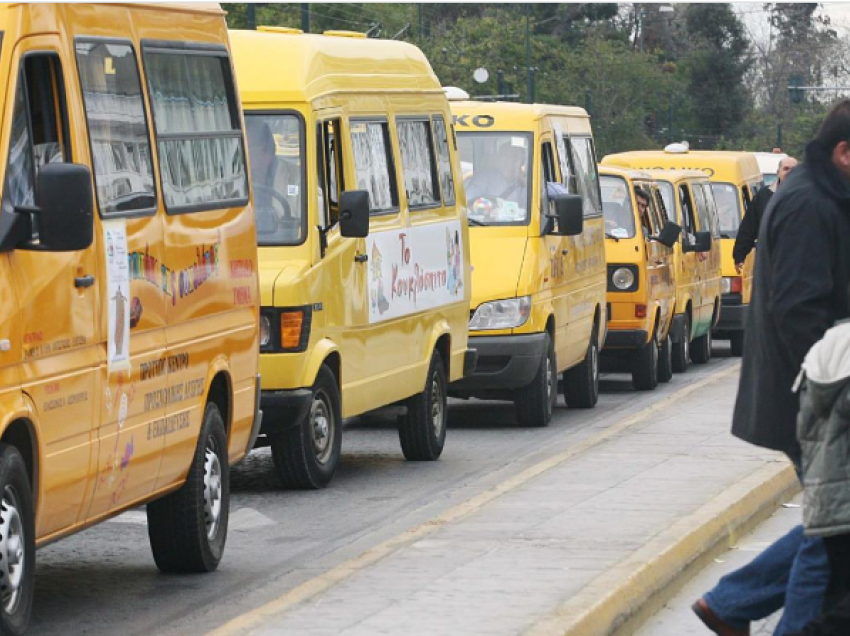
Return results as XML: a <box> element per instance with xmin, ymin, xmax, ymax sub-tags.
<box><xmin>525</xmin><ymin>4</ymin><xmax>533</xmax><ymax>104</ymax></box>
<box><xmin>246</xmin><ymin>3</ymin><xmax>256</xmax><ymax>30</ymax></box>
<box><xmin>669</xmin><ymin>96</ymin><xmax>674</xmax><ymax>144</ymax></box>
<box><xmin>418</xmin><ymin>4</ymin><xmax>423</xmax><ymax>39</ymax></box>
<box><xmin>777</xmin><ymin>123</ymin><xmax>783</xmax><ymax>149</ymax></box>
<box><xmin>301</xmin><ymin>3</ymin><xmax>310</xmax><ymax>33</ymax></box>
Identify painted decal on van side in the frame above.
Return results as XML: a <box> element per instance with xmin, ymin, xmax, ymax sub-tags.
<box><xmin>104</xmin><ymin>220</ymin><xmax>130</xmax><ymax>372</ymax></box>
<box><xmin>366</xmin><ymin>220</ymin><xmax>465</xmax><ymax>323</ymax></box>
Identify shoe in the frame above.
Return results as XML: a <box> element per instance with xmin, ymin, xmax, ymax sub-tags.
<box><xmin>692</xmin><ymin>599</ymin><xmax>750</xmax><ymax>636</ymax></box>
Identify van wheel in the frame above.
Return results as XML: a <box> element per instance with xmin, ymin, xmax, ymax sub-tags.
<box><xmin>672</xmin><ymin>314</ymin><xmax>690</xmax><ymax>373</ymax></box>
<box><xmin>632</xmin><ymin>330</ymin><xmax>659</xmax><ymax>391</ymax></box>
<box><xmin>147</xmin><ymin>403</ymin><xmax>229</xmax><ymax>573</ymax></box>
<box><xmin>272</xmin><ymin>365</ymin><xmax>341</xmax><ymax>489</ymax></box>
<box><xmin>515</xmin><ymin>333</ymin><xmax>557</xmax><ymax>427</ymax></box>
<box><xmin>564</xmin><ymin>329</ymin><xmax>599</xmax><ymax>409</ymax></box>
<box><xmin>658</xmin><ymin>333</ymin><xmax>673</xmax><ymax>383</ymax></box>
<box><xmin>691</xmin><ymin>328</ymin><xmax>712</xmax><ymax>364</ymax></box>
<box><xmin>0</xmin><ymin>445</ymin><xmax>34</xmax><ymax>636</ymax></box>
<box><xmin>730</xmin><ymin>331</ymin><xmax>744</xmax><ymax>357</ymax></box>
<box><xmin>400</xmin><ymin>350</ymin><xmax>447</xmax><ymax>461</ymax></box>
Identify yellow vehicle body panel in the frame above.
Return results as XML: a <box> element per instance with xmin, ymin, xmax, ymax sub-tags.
<box><xmin>450</xmin><ymin>101</ymin><xmax>607</xmax><ymax>376</ymax></box>
<box><xmin>599</xmin><ymin>167</ymin><xmax>676</xmax><ymax>348</ymax></box>
<box><xmin>0</xmin><ymin>3</ymin><xmax>259</xmax><ymax>547</ymax></box>
<box><xmin>602</xmin><ymin>151</ymin><xmax>762</xmax><ymax>338</ymax></box>
<box><xmin>231</xmin><ymin>29</ymin><xmax>471</xmax><ymax>420</ymax></box>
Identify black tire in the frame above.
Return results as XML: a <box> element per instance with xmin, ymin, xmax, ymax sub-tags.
<box><xmin>671</xmin><ymin>314</ymin><xmax>690</xmax><ymax>374</ymax></box>
<box><xmin>0</xmin><ymin>445</ymin><xmax>35</xmax><ymax>636</ymax></box>
<box><xmin>272</xmin><ymin>365</ymin><xmax>342</xmax><ymax>489</ymax></box>
<box><xmin>564</xmin><ymin>327</ymin><xmax>599</xmax><ymax>409</ymax></box>
<box><xmin>632</xmin><ymin>330</ymin><xmax>659</xmax><ymax>391</ymax></box>
<box><xmin>658</xmin><ymin>333</ymin><xmax>673</xmax><ymax>383</ymax></box>
<box><xmin>691</xmin><ymin>327</ymin><xmax>712</xmax><ymax>364</ymax></box>
<box><xmin>148</xmin><ymin>403</ymin><xmax>229</xmax><ymax>573</ymax></box>
<box><xmin>730</xmin><ymin>331</ymin><xmax>744</xmax><ymax>357</ymax></box>
<box><xmin>400</xmin><ymin>350</ymin><xmax>447</xmax><ymax>461</ymax></box>
<box><xmin>514</xmin><ymin>333</ymin><xmax>557</xmax><ymax>427</ymax></box>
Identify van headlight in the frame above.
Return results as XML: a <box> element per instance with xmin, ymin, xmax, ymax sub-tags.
<box><xmin>469</xmin><ymin>296</ymin><xmax>531</xmax><ymax>330</ymax></box>
<box><xmin>607</xmin><ymin>265</ymin><xmax>638</xmax><ymax>292</ymax></box>
<box><xmin>260</xmin><ymin>313</ymin><xmax>272</xmax><ymax>347</ymax></box>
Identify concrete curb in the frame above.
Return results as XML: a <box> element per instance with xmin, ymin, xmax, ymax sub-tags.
<box><xmin>525</xmin><ymin>461</ymin><xmax>800</xmax><ymax>636</ymax></box>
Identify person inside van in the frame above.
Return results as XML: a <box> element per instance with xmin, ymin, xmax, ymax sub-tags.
<box><xmin>246</xmin><ymin>119</ymin><xmax>294</xmax><ymax>239</ymax></box>
<box><xmin>466</xmin><ymin>143</ymin><xmax>528</xmax><ymax>218</ymax></box>
<box><xmin>634</xmin><ymin>187</ymin><xmax>653</xmax><ymax>236</ymax></box>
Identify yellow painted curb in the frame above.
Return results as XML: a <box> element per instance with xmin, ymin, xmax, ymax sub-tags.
<box><xmin>207</xmin><ymin>363</ymin><xmax>742</xmax><ymax>636</ymax></box>
<box><xmin>525</xmin><ymin>461</ymin><xmax>799</xmax><ymax>636</ymax></box>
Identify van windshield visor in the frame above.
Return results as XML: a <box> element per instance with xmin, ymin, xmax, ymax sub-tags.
<box><xmin>600</xmin><ymin>175</ymin><xmax>636</xmax><ymax>239</ymax></box>
<box><xmin>245</xmin><ymin>113</ymin><xmax>305</xmax><ymax>246</ymax></box>
<box><xmin>457</xmin><ymin>132</ymin><xmax>532</xmax><ymax>225</ymax></box>
<box><xmin>710</xmin><ymin>182</ymin><xmax>741</xmax><ymax>237</ymax></box>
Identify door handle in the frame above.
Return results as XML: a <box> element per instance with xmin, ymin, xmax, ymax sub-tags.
<box><xmin>75</xmin><ymin>275</ymin><xmax>95</xmax><ymax>289</ymax></box>
<box><xmin>561</xmin><ymin>249</ymin><xmax>569</xmax><ymax>255</ymax></box>
<box><xmin>354</xmin><ymin>254</ymin><xmax>368</xmax><ymax>263</ymax></box>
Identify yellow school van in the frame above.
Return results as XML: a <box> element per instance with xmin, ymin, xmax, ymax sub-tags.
<box><xmin>0</xmin><ymin>3</ymin><xmax>260</xmax><ymax>632</ymax></box>
<box><xmin>602</xmin><ymin>147</ymin><xmax>762</xmax><ymax>356</ymax></box>
<box><xmin>230</xmin><ymin>29</ymin><xmax>472</xmax><ymax>489</ymax></box>
<box><xmin>646</xmin><ymin>170</ymin><xmax>722</xmax><ymax>371</ymax></box>
<box><xmin>599</xmin><ymin>167</ymin><xmax>680</xmax><ymax>390</ymax></box>
<box><xmin>447</xmin><ymin>97</ymin><xmax>607</xmax><ymax>427</ymax></box>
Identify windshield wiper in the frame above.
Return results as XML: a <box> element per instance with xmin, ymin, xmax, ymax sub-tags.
<box><xmin>468</xmin><ymin>217</ymin><xmax>487</xmax><ymax>226</ymax></box>
<box><xmin>605</xmin><ymin>232</ymin><xmax>619</xmax><ymax>242</ymax></box>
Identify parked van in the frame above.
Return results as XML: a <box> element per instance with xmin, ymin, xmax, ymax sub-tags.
<box><xmin>645</xmin><ymin>170</ymin><xmax>722</xmax><ymax>372</ymax></box>
<box><xmin>230</xmin><ymin>29</ymin><xmax>472</xmax><ymax>489</ymax></box>
<box><xmin>0</xmin><ymin>3</ymin><xmax>260</xmax><ymax>631</ymax></box>
<box><xmin>602</xmin><ymin>148</ymin><xmax>762</xmax><ymax>356</ymax></box>
<box><xmin>598</xmin><ymin>167</ymin><xmax>680</xmax><ymax>390</ymax></box>
<box><xmin>447</xmin><ymin>98</ymin><xmax>607</xmax><ymax>427</ymax></box>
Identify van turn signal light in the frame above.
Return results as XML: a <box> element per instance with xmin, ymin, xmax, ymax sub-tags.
<box><xmin>280</xmin><ymin>311</ymin><xmax>304</xmax><ymax>349</ymax></box>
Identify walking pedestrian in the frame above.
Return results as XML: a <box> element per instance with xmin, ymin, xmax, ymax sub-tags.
<box><xmin>693</xmin><ymin>99</ymin><xmax>850</xmax><ymax>636</ymax></box>
<box><xmin>733</xmin><ymin>155</ymin><xmax>798</xmax><ymax>274</ymax></box>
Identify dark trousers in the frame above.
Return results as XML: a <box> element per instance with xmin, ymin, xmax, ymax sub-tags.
<box><xmin>790</xmin><ymin>534</ymin><xmax>850</xmax><ymax>635</ymax></box>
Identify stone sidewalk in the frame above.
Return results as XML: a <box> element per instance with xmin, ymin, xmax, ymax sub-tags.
<box><xmin>635</xmin><ymin>497</ymin><xmax>801</xmax><ymax>636</ymax></box>
<box><xmin>209</xmin><ymin>366</ymin><xmax>798</xmax><ymax>636</ymax></box>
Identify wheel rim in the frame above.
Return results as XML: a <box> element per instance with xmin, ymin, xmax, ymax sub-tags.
<box><xmin>311</xmin><ymin>389</ymin><xmax>335</xmax><ymax>465</ymax></box>
<box><xmin>652</xmin><ymin>333</ymin><xmax>659</xmax><ymax>369</ymax></box>
<box><xmin>591</xmin><ymin>343</ymin><xmax>599</xmax><ymax>393</ymax></box>
<box><xmin>546</xmin><ymin>353</ymin><xmax>556</xmax><ymax>413</ymax></box>
<box><xmin>0</xmin><ymin>486</ymin><xmax>25</xmax><ymax>614</ymax></box>
<box><xmin>203</xmin><ymin>442</ymin><xmax>223</xmax><ymax>542</ymax></box>
<box><xmin>683</xmin><ymin>323</ymin><xmax>690</xmax><ymax>362</ymax></box>
<box><xmin>430</xmin><ymin>371</ymin><xmax>445</xmax><ymax>438</ymax></box>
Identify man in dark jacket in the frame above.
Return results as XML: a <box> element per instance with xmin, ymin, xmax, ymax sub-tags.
<box><xmin>733</xmin><ymin>156</ymin><xmax>798</xmax><ymax>273</ymax></box>
<box><xmin>694</xmin><ymin>101</ymin><xmax>850</xmax><ymax>636</ymax></box>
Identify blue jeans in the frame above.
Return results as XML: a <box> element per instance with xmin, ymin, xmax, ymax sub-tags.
<box><xmin>704</xmin><ymin>524</ymin><xmax>830</xmax><ymax>635</ymax></box>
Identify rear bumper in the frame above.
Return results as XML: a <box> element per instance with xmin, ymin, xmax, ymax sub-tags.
<box><xmin>603</xmin><ymin>329</ymin><xmax>648</xmax><ymax>350</ymax></box>
<box><xmin>717</xmin><ymin>298</ymin><xmax>748</xmax><ymax>332</ymax></box>
<box><xmin>237</xmin><ymin>374</ymin><xmax>264</xmax><ymax>461</ymax></box>
<box><xmin>450</xmin><ymin>333</ymin><xmax>546</xmax><ymax>392</ymax></box>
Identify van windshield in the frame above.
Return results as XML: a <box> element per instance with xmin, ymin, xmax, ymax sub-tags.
<box><xmin>710</xmin><ymin>182</ymin><xmax>741</xmax><ymax>237</ymax></box>
<box><xmin>457</xmin><ymin>132</ymin><xmax>532</xmax><ymax>225</ymax></box>
<box><xmin>245</xmin><ymin>113</ymin><xmax>305</xmax><ymax>246</ymax></box>
<box><xmin>600</xmin><ymin>175</ymin><xmax>636</xmax><ymax>239</ymax></box>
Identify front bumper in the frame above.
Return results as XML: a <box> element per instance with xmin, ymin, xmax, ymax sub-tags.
<box><xmin>259</xmin><ymin>388</ymin><xmax>313</xmax><ymax>438</ymax></box>
<box><xmin>603</xmin><ymin>329</ymin><xmax>649</xmax><ymax>350</ymax></box>
<box><xmin>449</xmin><ymin>333</ymin><xmax>546</xmax><ymax>393</ymax></box>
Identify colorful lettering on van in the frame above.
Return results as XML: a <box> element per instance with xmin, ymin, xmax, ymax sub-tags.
<box><xmin>366</xmin><ymin>220</ymin><xmax>465</xmax><ymax>323</ymax></box>
<box><xmin>104</xmin><ymin>220</ymin><xmax>130</xmax><ymax>371</ymax></box>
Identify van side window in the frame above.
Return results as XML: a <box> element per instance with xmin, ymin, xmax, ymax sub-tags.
<box><xmin>691</xmin><ymin>184</ymin><xmax>712</xmax><ymax>236</ymax></box>
<box><xmin>76</xmin><ymin>41</ymin><xmax>155</xmax><ymax>216</ymax></box>
<box><xmin>678</xmin><ymin>185</ymin><xmax>697</xmax><ymax>239</ymax></box>
<box><xmin>569</xmin><ymin>136</ymin><xmax>602</xmax><ymax>217</ymax></box>
<box><xmin>350</xmin><ymin>120</ymin><xmax>399</xmax><ymax>214</ymax></box>
<box><xmin>2</xmin><ymin>54</ymin><xmax>71</xmax><ymax>238</ymax></box>
<box><xmin>560</xmin><ymin>136</ymin><xmax>579</xmax><ymax>195</ymax></box>
<box><xmin>701</xmin><ymin>183</ymin><xmax>721</xmax><ymax>238</ymax></box>
<box><xmin>317</xmin><ymin>119</ymin><xmax>344</xmax><ymax>227</ymax></box>
<box><xmin>143</xmin><ymin>46</ymin><xmax>248</xmax><ymax>213</ymax></box>
<box><xmin>431</xmin><ymin>116</ymin><xmax>455</xmax><ymax>206</ymax></box>
<box><xmin>397</xmin><ymin>119</ymin><xmax>439</xmax><ymax>208</ymax></box>
<box><xmin>540</xmin><ymin>141</ymin><xmax>557</xmax><ymax>230</ymax></box>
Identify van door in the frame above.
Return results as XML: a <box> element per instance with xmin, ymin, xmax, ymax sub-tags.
<box><xmin>74</xmin><ymin>38</ymin><xmax>168</xmax><ymax>520</ymax></box>
<box><xmin>677</xmin><ymin>183</ymin><xmax>700</xmax><ymax>330</ymax></box>
<box><xmin>645</xmin><ymin>185</ymin><xmax>675</xmax><ymax>332</ymax></box>
<box><xmin>1</xmin><ymin>39</ymin><xmax>98</xmax><ymax>536</ymax></box>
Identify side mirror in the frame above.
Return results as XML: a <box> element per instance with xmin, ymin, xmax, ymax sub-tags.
<box><xmin>550</xmin><ymin>193</ymin><xmax>584</xmax><ymax>236</ymax></box>
<box><xmin>339</xmin><ymin>190</ymin><xmax>370</xmax><ymax>238</ymax></box>
<box><xmin>683</xmin><ymin>230</ymin><xmax>712</xmax><ymax>253</ymax></box>
<box><xmin>653</xmin><ymin>220</ymin><xmax>682</xmax><ymax>248</ymax></box>
<box><xmin>21</xmin><ymin>163</ymin><xmax>94</xmax><ymax>252</ymax></box>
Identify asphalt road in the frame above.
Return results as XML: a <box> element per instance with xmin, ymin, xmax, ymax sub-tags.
<box><xmin>31</xmin><ymin>346</ymin><xmax>738</xmax><ymax>636</ymax></box>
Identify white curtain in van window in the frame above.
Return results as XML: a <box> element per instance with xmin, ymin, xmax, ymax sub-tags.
<box><xmin>432</xmin><ymin>117</ymin><xmax>455</xmax><ymax>205</ymax></box>
<box><xmin>351</xmin><ymin>122</ymin><xmax>394</xmax><ymax>211</ymax></box>
<box><xmin>397</xmin><ymin>121</ymin><xmax>437</xmax><ymax>207</ymax></box>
